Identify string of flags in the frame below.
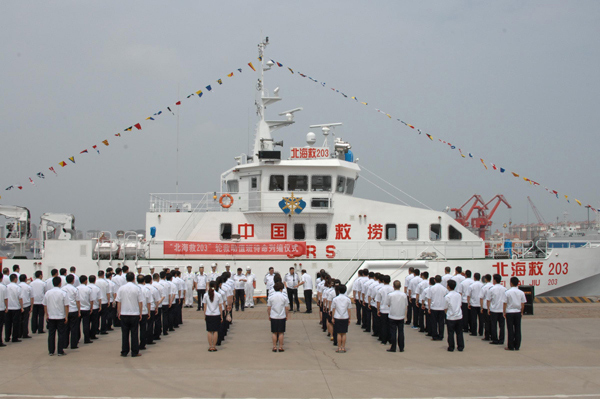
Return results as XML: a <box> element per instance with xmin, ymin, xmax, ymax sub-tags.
<box><xmin>266</xmin><ymin>57</ymin><xmax>597</xmax><ymax>214</ymax></box>
<box><xmin>3</xmin><ymin>60</ymin><xmax>258</xmax><ymax>197</ymax></box>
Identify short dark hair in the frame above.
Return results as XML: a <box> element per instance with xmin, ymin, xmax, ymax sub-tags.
<box><xmin>126</xmin><ymin>272</ymin><xmax>135</xmax><ymax>282</ymax></box>
<box><xmin>493</xmin><ymin>274</ymin><xmax>502</xmax><ymax>284</ymax></box>
<box><xmin>137</xmin><ymin>275</ymin><xmax>144</xmax><ymax>284</ymax></box>
<box><xmin>13</xmin><ymin>264</ymin><xmax>19</xmax><ymax>271</ymax></box>
<box><xmin>484</xmin><ymin>274</ymin><xmax>492</xmax><ymax>283</ymax></box>
<box><xmin>447</xmin><ymin>280</ymin><xmax>457</xmax><ymax>290</ymax></box>
<box><xmin>274</xmin><ymin>282</ymin><xmax>284</xmax><ymax>292</ymax></box>
<box><xmin>89</xmin><ymin>275</ymin><xmax>96</xmax><ymax>283</ymax></box>
<box><xmin>98</xmin><ymin>270</ymin><xmax>105</xmax><ymax>277</ymax></box>
<box><xmin>429</xmin><ymin>277</ymin><xmax>435</xmax><ymax>285</ymax></box>
<box><xmin>122</xmin><ymin>266</ymin><xmax>129</xmax><ymax>273</ymax></box>
<box><xmin>393</xmin><ymin>280</ymin><xmax>401</xmax><ymax>289</ymax></box>
<box><xmin>269</xmin><ymin>267</ymin><xmax>274</xmax><ymax>271</ymax></box>
<box><xmin>53</xmin><ymin>276</ymin><xmax>62</xmax><ymax>287</ymax></box>
<box><xmin>19</xmin><ymin>274</ymin><xmax>27</xmax><ymax>282</ymax></box>
<box><xmin>302</xmin><ymin>269</ymin><xmax>306</xmax><ymax>274</ymax></box>
<box><xmin>465</xmin><ymin>270</ymin><xmax>472</xmax><ymax>278</ymax></box>
<box><xmin>237</xmin><ymin>268</ymin><xmax>242</xmax><ymax>272</ymax></box>
<box><xmin>51</xmin><ymin>268</ymin><xmax>58</xmax><ymax>276</ymax></box>
<box><xmin>160</xmin><ymin>271</ymin><xmax>167</xmax><ymax>279</ymax></box>
<box><xmin>60</xmin><ymin>268</ymin><xmax>67</xmax><ymax>275</ymax></box>
<box><xmin>35</xmin><ymin>270</ymin><xmax>43</xmax><ymax>279</ymax></box>
<box><xmin>115</xmin><ymin>267</ymin><xmax>122</xmax><ymax>274</ymax></box>
<box><xmin>66</xmin><ymin>274</ymin><xmax>74</xmax><ymax>284</ymax></box>
<box><xmin>510</xmin><ymin>277</ymin><xmax>519</xmax><ymax>286</ymax></box>
<box><xmin>455</xmin><ymin>266</ymin><xmax>462</xmax><ymax>273</ymax></box>
<box><xmin>338</xmin><ymin>284</ymin><xmax>347</xmax><ymax>294</ymax></box>
<box><xmin>80</xmin><ymin>275</ymin><xmax>88</xmax><ymax>284</ymax></box>
<box><xmin>474</xmin><ymin>273</ymin><xmax>481</xmax><ymax>281</ymax></box>
<box><xmin>70</xmin><ymin>266</ymin><xmax>76</xmax><ymax>272</ymax></box>
<box><xmin>383</xmin><ymin>275</ymin><xmax>391</xmax><ymax>284</ymax></box>
<box><xmin>435</xmin><ymin>275</ymin><xmax>442</xmax><ymax>283</ymax></box>
<box><xmin>445</xmin><ymin>267</ymin><xmax>451</xmax><ymax>273</ymax></box>
<box><xmin>414</xmin><ymin>269</ymin><xmax>420</xmax><ymax>275</ymax></box>
<box><xmin>144</xmin><ymin>275</ymin><xmax>152</xmax><ymax>284</ymax></box>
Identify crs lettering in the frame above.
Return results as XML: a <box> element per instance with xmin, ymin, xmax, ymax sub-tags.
<box><xmin>305</xmin><ymin>244</ymin><xmax>337</xmax><ymax>259</ymax></box>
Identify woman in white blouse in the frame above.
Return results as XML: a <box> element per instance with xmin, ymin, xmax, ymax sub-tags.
<box><xmin>202</xmin><ymin>281</ymin><xmax>223</xmax><ymax>352</ymax></box>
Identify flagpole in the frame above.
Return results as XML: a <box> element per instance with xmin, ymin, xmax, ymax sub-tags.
<box><xmin>176</xmin><ymin>83</ymin><xmax>180</xmax><ymax>198</ymax></box>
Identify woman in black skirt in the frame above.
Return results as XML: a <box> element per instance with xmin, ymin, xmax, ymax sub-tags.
<box><xmin>267</xmin><ymin>282</ymin><xmax>290</xmax><ymax>352</ymax></box>
<box><xmin>202</xmin><ymin>281</ymin><xmax>223</xmax><ymax>352</ymax></box>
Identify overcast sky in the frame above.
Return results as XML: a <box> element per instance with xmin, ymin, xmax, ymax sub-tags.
<box><xmin>1</xmin><ymin>1</ymin><xmax>599</xmax><ymax>234</ymax></box>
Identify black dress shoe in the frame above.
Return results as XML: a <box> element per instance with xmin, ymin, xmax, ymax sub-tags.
<box><xmin>447</xmin><ymin>348</ymin><xmax>454</xmax><ymax>352</ymax></box>
<box><xmin>458</xmin><ymin>348</ymin><xmax>464</xmax><ymax>352</ymax></box>
<box><xmin>386</xmin><ymin>349</ymin><xmax>396</xmax><ymax>352</ymax></box>
<box><xmin>84</xmin><ymin>341</ymin><xmax>93</xmax><ymax>344</ymax></box>
<box><xmin>120</xmin><ymin>354</ymin><xmax>128</xmax><ymax>357</ymax></box>
<box><xmin>490</xmin><ymin>341</ymin><xmax>500</xmax><ymax>345</ymax></box>
<box><xmin>22</xmin><ymin>336</ymin><xmax>32</xmax><ymax>339</ymax></box>
<box><xmin>0</xmin><ymin>343</ymin><xmax>6</xmax><ymax>347</ymax></box>
<box><xmin>12</xmin><ymin>339</ymin><xmax>22</xmax><ymax>343</ymax></box>
<box><xmin>147</xmin><ymin>342</ymin><xmax>156</xmax><ymax>345</ymax></box>
<box><xmin>100</xmin><ymin>332</ymin><xmax>108</xmax><ymax>335</ymax></box>
<box><xmin>154</xmin><ymin>337</ymin><xmax>161</xmax><ymax>340</ymax></box>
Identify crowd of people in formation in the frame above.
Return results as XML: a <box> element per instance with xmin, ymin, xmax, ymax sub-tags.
<box><xmin>0</xmin><ymin>264</ymin><xmax>192</xmax><ymax>357</ymax></box>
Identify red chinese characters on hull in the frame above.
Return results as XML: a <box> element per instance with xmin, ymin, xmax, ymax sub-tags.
<box><xmin>164</xmin><ymin>241</ymin><xmax>306</xmax><ymax>257</ymax></box>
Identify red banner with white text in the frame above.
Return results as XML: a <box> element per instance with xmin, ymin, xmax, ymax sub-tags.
<box><xmin>164</xmin><ymin>241</ymin><xmax>306</xmax><ymax>257</ymax></box>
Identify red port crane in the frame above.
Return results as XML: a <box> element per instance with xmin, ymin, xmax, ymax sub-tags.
<box><xmin>450</xmin><ymin>194</ymin><xmax>486</xmax><ymax>227</ymax></box>
<box><xmin>471</xmin><ymin>194</ymin><xmax>512</xmax><ymax>239</ymax></box>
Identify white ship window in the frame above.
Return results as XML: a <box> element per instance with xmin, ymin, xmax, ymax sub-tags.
<box><xmin>386</xmin><ymin>224</ymin><xmax>397</xmax><ymax>240</ymax></box>
<box><xmin>311</xmin><ymin>175</ymin><xmax>332</xmax><ymax>192</ymax></box>
<box><xmin>220</xmin><ymin>223</ymin><xmax>232</xmax><ymax>240</ymax></box>
<box><xmin>336</xmin><ymin>176</ymin><xmax>346</xmax><ymax>193</ymax></box>
<box><xmin>294</xmin><ymin>224</ymin><xmax>306</xmax><ymax>240</ymax></box>
<box><xmin>316</xmin><ymin>223</ymin><xmax>328</xmax><ymax>240</ymax></box>
<box><xmin>448</xmin><ymin>225</ymin><xmax>462</xmax><ymax>240</ymax></box>
<box><xmin>429</xmin><ymin>224</ymin><xmax>441</xmax><ymax>241</ymax></box>
<box><xmin>311</xmin><ymin>198</ymin><xmax>330</xmax><ymax>208</ymax></box>
<box><xmin>226</xmin><ymin>180</ymin><xmax>239</xmax><ymax>193</ymax></box>
<box><xmin>288</xmin><ymin>175</ymin><xmax>308</xmax><ymax>191</ymax></box>
<box><xmin>269</xmin><ymin>175</ymin><xmax>285</xmax><ymax>191</ymax></box>
<box><xmin>407</xmin><ymin>224</ymin><xmax>419</xmax><ymax>240</ymax></box>
<box><xmin>346</xmin><ymin>178</ymin><xmax>355</xmax><ymax>195</ymax></box>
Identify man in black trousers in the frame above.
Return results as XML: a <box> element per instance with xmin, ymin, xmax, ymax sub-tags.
<box><xmin>43</xmin><ymin>276</ymin><xmax>69</xmax><ymax>356</ymax></box>
<box><xmin>30</xmin><ymin>270</ymin><xmax>46</xmax><ymax>334</ymax></box>
<box><xmin>116</xmin><ymin>272</ymin><xmax>143</xmax><ymax>357</ymax></box>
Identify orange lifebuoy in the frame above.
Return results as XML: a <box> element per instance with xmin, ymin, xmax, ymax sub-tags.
<box><xmin>219</xmin><ymin>193</ymin><xmax>234</xmax><ymax>208</ymax></box>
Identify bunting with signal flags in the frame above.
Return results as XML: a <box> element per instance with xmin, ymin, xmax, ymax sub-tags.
<box><xmin>267</xmin><ymin>57</ymin><xmax>596</xmax><ymax>213</ymax></box>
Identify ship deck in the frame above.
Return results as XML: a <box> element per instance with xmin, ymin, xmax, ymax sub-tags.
<box><xmin>1</xmin><ymin>303</ymin><xmax>600</xmax><ymax>399</ymax></box>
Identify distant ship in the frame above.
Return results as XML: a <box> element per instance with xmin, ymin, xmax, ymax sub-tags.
<box><xmin>2</xmin><ymin>39</ymin><xmax>599</xmax><ymax>297</ymax></box>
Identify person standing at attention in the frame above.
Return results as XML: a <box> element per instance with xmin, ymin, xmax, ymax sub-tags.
<box><xmin>298</xmin><ymin>269</ymin><xmax>313</xmax><ymax>313</ymax></box>
<box><xmin>385</xmin><ymin>280</ymin><xmax>408</xmax><ymax>352</ymax></box>
<box><xmin>444</xmin><ymin>280</ymin><xmax>464</xmax><ymax>352</ymax></box>
<box><xmin>331</xmin><ymin>284</ymin><xmax>352</xmax><ymax>353</ymax></box>
<box><xmin>183</xmin><ymin>265</ymin><xmax>195</xmax><ymax>308</ymax></box>
<box><xmin>43</xmin><ymin>276</ymin><xmax>69</xmax><ymax>356</ymax></box>
<box><xmin>267</xmin><ymin>282</ymin><xmax>289</xmax><ymax>352</ymax></box>
<box><xmin>284</xmin><ymin>267</ymin><xmax>300</xmax><ymax>312</ymax></box>
<box><xmin>504</xmin><ymin>277</ymin><xmax>526</xmax><ymax>351</ymax></box>
<box><xmin>244</xmin><ymin>267</ymin><xmax>256</xmax><ymax>309</ymax></box>
<box><xmin>30</xmin><ymin>271</ymin><xmax>46</xmax><ymax>335</ymax></box>
<box><xmin>233</xmin><ymin>268</ymin><xmax>247</xmax><ymax>312</ymax></box>
<box><xmin>487</xmin><ymin>274</ymin><xmax>507</xmax><ymax>346</ymax></box>
<box><xmin>203</xmin><ymin>281</ymin><xmax>223</xmax><ymax>352</ymax></box>
<box><xmin>116</xmin><ymin>272</ymin><xmax>143</xmax><ymax>357</ymax></box>
<box><xmin>195</xmin><ymin>265</ymin><xmax>208</xmax><ymax>311</ymax></box>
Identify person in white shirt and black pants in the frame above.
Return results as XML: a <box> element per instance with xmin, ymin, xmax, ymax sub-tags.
<box><xmin>284</xmin><ymin>267</ymin><xmax>300</xmax><ymax>312</ymax></box>
<box><xmin>233</xmin><ymin>268</ymin><xmax>247</xmax><ymax>312</ymax></box>
<box><xmin>385</xmin><ymin>280</ymin><xmax>408</xmax><ymax>352</ymax></box>
<box><xmin>444</xmin><ymin>279</ymin><xmax>464</xmax><ymax>352</ymax></box>
<box><xmin>116</xmin><ymin>272</ymin><xmax>143</xmax><ymax>357</ymax></box>
<box><xmin>43</xmin><ymin>276</ymin><xmax>69</xmax><ymax>356</ymax></box>
<box><xmin>267</xmin><ymin>282</ymin><xmax>290</xmax><ymax>352</ymax></box>
<box><xmin>0</xmin><ymin>282</ymin><xmax>7</xmax><ymax>346</ymax></box>
<box><xmin>298</xmin><ymin>269</ymin><xmax>313</xmax><ymax>313</ymax></box>
<box><xmin>504</xmin><ymin>277</ymin><xmax>527</xmax><ymax>351</ymax></box>
<box><xmin>5</xmin><ymin>274</ymin><xmax>23</xmax><ymax>343</ymax></box>
<box><xmin>30</xmin><ymin>271</ymin><xmax>46</xmax><ymax>334</ymax></box>
<box><xmin>487</xmin><ymin>274</ymin><xmax>507</xmax><ymax>346</ymax></box>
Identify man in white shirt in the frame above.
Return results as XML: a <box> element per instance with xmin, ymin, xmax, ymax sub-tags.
<box><xmin>407</xmin><ymin>269</ymin><xmax>423</xmax><ymax>329</ymax></box>
<box><xmin>487</xmin><ymin>274</ymin><xmax>507</xmax><ymax>345</ymax></box>
<box><xmin>208</xmin><ymin>263</ymin><xmax>219</xmax><ymax>282</ymax></box>
<box><xmin>403</xmin><ymin>267</ymin><xmax>415</xmax><ymax>325</ymax></box>
<box><xmin>298</xmin><ymin>269</ymin><xmax>313</xmax><ymax>313</ymax></box>
<box><xmin>479</xmin><ymin>274</ymin><xmax>493</xmax><ymax>340</ymax></box>
<box><xmin>284</xmin><ymin>267</ymin><xmax>301</xmax><ymax>312</ymax></box>
<box><xmin>459</xmin><ymin>270</ymin><xmax>474</xmax><ymax>333</ymax></box>
<box><xmin>62</xmin><ymin>274</ymin><xmax>80</xmax><ymax>349</ymax></box>
<box><xmin>88</xmin><ymin>275</ymin><xmax>101</xmax><ymax>340</ymax></box>
<box><xmin>233</xmin><ymin>268</ymin><xmax>247</xmax><ymax>312</ymax></box>
<box><xmin>112</xmin><ymin>267</ymin><xmax>125</xmax><ymax>328</ymax></box>
<box><xmin>331</xmin><ymin>284</ymin><xmax>352</xmax><ymax>353</ymax></box>
<box><xmin>144</xmin><ymin>275</ymin><xmax>160</xmax><ymax>346</ymax></box>
<box><xmin>244</xmin><ymin>267</ymin><xmax>256</xmax><ymax>309</ymax></box>
<box><xmin>361</xmin><ymin>271</ymin><xmax>375</xmax><ymax>332</ymax></box>
<box><xmin>137</xmin><ymin>275</ymin><xmax>152</xmax><ymax>351</ymax></box>
<box><xmin>504</xmin><ymin>276</ymin><xmax>527</xmax><ymax>351</ymax></box>
<box><xmin>195</xmin><ymin>266</ymin><xmax>208</xmax><ymax>311</ymax></box>
<box><xmin>441</xmin><ymin>267</ymin><xmax>453</xmax><ymax>288</ymax></box>
<box><xmin>77</xmin><ymin>275</ymin><xmax>94</xmax><ymax>344</ymax></box>
<box><xmin>264</xmin><ymin>267</ymin><xmax>275</xmax><ymax>298</ymax></box>
<box><xmin>173</xmin><ymin>270</ymin><xmax>184</xmax><ymax>326</ymax></box>
<box><xmin>466</xmin><ymin>273</ymin><xmax>484</xmax><ymax>337</ymax></box>
<box><xmin>107</xmin><ymin>272</ymin><xmax>117</xmax><ymax>330</ymax></box>
<box><xmin>183</xmin><ymin>265</ymin><xmax>195</xmax><ymax>308</ymax></box>
<box><xmin>12</xmin><ymin>265</ymin><xmax>21</xmax><ymax>279</ymax></box>
<box><xmin>18</xmin><ymin>274</ymin><xmax>33</xmax><ymax>339</ymax></box>
<box><xmin>444</xmin><ymin>279</ymin><xmax>464</xmax><ymax>352</ymax></box>
<box><xmin>162</xmin><ymin>272</ymin><xmax>175</xmax><ymax>334</ymax></box>
<box><xmin>5</xmin><ymin>274</ymin><xmax>23</xmax><ymax>343</ymax></box>
<box><xmin>152</xmin><ymin>272</ymin><xmax>166</xmax><ymax>340</ymax></box>
<box><xmin>59</xmin><ymin>268</ymin><xmax>68</xmax><ymax>288</ymax></box>
<box><xmin>116</xmin><ymin>272</ymin><xmax>143</xmax><ymax>357</ymax></box>
<box><xmin>267</xmin><ymin>281</ymin><xmax>290</xmax><ymax>352</ymax></box>
<box><xmin>385</xmin><ymin>280</ymin><xmax>408</xmax><ymax>352</ymax></box>
<box><xmin>96</xmin><ymin>270</ymin><xmax>110</xmax><ymax>335</ymax></box>
<box><xmin>352</xmin><ymin>270</ymin><xmax>364</xmax><ymax>324</ymax></box>
<box><xmin>43</xmin><ymin>276</ymin><xmax>69</xmax><ymax>356</ymax></box>
<box><xmin>30</xmin><ymin>271</ymin><xmax>46</xmax><ymax>334</ymax></box>
<box><xmin>427</xmin><ymin>275</ymin><xmax>448</xmax><ymax>341</ymax></box>
<box><xmin>69</xmin><ymin>266</ymin><xmax>80</xmax><ymax>287</ymax></box>
<box><xmin>376</xmin><ymin>275</ymin><xmax>393</xmax><ymax>345</ymax></box>
<box><xmin>1</xmin><ymin>268</ymin><xmax>10</xmax><ymax>286</ymax></box>
<box><xmin>0</xmin><ymin>280</ymin><xmax>7</xmax><ymax>346</ymax></box>
<box><xmin>414</xmin><ymin>271</ymin><xmax>429</xmax><ymax>333</ymax></box>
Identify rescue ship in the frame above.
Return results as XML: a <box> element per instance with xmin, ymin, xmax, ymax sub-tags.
<box><xmin>2</xmin><ymin>39</ymin><xmax>599</xmax><ymax>297</ymax></box>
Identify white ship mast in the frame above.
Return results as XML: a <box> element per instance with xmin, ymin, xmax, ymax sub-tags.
<box><xmin>251</xmin><ymin>37</ymin><xmax>301</xmax><ymax>162</ymax></box>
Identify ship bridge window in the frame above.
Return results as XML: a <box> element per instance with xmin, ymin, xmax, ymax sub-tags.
<box><xmin>346</xmin><ymin>178</ymin><xmax>355</xmax><ymax>195</ymax></box>
<box><xmin>407</xmin><ymin>224</ymin><xmax>419</xmax><ymax>240</ymax></box>
<box><xmin>448</xmin><ymin>225</ymin><xmax>462</xmax><ymax>240</ymax></box>
<box><xmin>226</xmin><ymin>180</ymin><xmax>239</xmax><ymax>193</ymax></box>
<box><xmin>311</xmin><ymin>198</ymin><xmax>330</xmax><ymax>208</ymax></box>
<box><xmin>386</xmin><ymin>224</ymin><xmax>397</xmax><ymax>240</ymax></box>
<box><xmin>220</xmin><ymin>223</ymin><xmax>232</xmax><ymax>240</ymax></box>
<box><xmin>294</xmin><ymin>224</ymin><xmax>306</xmax><ymax>240</ymax></box>
<box><xmin>251</xmin><ymin>177</ymin><xmax>258</xmax><ymax>189</ymax></box>
<box><xmin>288</xmin><ymin>175</ymin><xmax>308</xmax><ymax>191</ymax></box>
<box><xmin>316</xmin><ymin>223</ymin><xmax>328</xmax><ymax>240</ymax></box>
<box><xmin>269</xmin><ymin>175</ymin><xmax>285</xmax><ymax>191</ymax></box>
<box><xmin>311</xmin><ymin>175</ymin><xmax>331</xmax><ymax>192</ymax></box>
<box><xmin>336</xmin><ymin>176</ymin><xmax>346</xmax><ymax>193</ymax></box>
<box><xmin>429</xmin><ymin>224</ymin><xmax>441</xmax><ymax>241</ymax></box>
